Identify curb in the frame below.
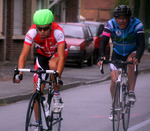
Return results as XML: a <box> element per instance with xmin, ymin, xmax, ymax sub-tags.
<box><xmin>0</xmin><ymin>68</ymin><xmax>150</xmax><ymax>105</ymax></box>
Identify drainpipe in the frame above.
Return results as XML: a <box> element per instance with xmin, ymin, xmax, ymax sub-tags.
<box><xmin>77</xmin><ymin>0</ymin><xmax>81</xmax><ymax>22</ymax></box>
<box><xmin>4</xmin><ymin>0</ymin><xmax>7</xmax><ymax>61</ymax></box>
<box><xmin>48</xmin><ymin>0</ymin><xmax>59</xmax><ymax>9</ymax></box>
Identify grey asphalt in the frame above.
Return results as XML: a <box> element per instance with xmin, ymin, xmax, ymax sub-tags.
<box><xmin>0</xmin><ymin>51</ymin><xmax>150</xmax><ymax>105</ymax></box>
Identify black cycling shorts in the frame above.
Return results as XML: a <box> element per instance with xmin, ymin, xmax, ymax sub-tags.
<box><xmin>33</xmin><ymin>54</ymin><xmax>51</xmax><ymax>83</ymax></box>
<box><xmin>110</xmin><ymin>50</ymin><xmax>136</xmax><ymax>71</ymax></box>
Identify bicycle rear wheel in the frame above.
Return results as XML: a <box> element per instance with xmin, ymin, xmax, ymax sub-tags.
<box><xmin>48</xmin><ymin>97</ymin><xmax>63</xmax><ymax>131</ymax></box>
<box><xmin>112</xmin><ymin>82</ymin><xmax>122</xmax><ymax>131</ymax></box>
<box><xmin>51</xmin><ymin>111</ymin><xmax>62</xmax><ymax>131</ymax></box>
<box><xmin>122</xmin><ymin>84</ymin><xmax>130</xmax><ymax>131</ymax></box>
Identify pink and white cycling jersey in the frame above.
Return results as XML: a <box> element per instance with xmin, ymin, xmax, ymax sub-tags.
<box><xmin>24</xmin><ymin>22</ymin><xmax>65</xmax><ymax>57</ymax></box>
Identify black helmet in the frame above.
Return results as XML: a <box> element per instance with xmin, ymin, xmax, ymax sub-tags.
<box><xmin>113</xmin><ymin>5</ymin><xmax>132</xmax><ymax>17</ymax></box>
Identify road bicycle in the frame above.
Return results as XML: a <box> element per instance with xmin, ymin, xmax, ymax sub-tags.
<box><xmin>13</xmin><ymin>68</ymin><xmax>63</xmax><ymax>131</ymax></box>
<box><xmin>100</xmin><ymin>59</ymin><xmax>137</xmax><ymax>131</ymax></box>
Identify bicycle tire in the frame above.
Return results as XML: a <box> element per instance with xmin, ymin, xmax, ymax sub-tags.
<box><xmin>45</xmin><ymin>92</ymin><xmax>54</xmax><ymax>130</ymax></box>
<box><xmin>112</xmin><ymin>82</ymin><xmax>122</xmax><ymax>131</ymax></box>
<box><xmin>25</xmin><ymin>93</ymin><xmax>42</xmax><ymax>131</ymax></box>
<box><xmin>122</xmin><ymin>83</ymin><xmax>130</xmax><ymax>131</ymax></box>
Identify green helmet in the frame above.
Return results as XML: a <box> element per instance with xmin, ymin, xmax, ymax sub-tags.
<box><xmin>33</xmin><ymin>9</ymin><xmax>54</xmax><ymax>25</ymax></box>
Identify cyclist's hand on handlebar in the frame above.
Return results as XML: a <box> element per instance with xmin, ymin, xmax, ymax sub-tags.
<box><xmin>13</xmin><ymin>67</ymin><xmax>23</xmax><ymax>83</ymax></box>
<box><xmin>57</xmin><ymin>78</ymin><xmax>63</xmax><ymax>86</ymax></box>
<box><xmin>14</xmin><ymin>74</ymin><xmax>23</xmax><ymax>83</ymax></box>
<box><xmin>132</xmin><ymin>57</ymin><xmax>139</xmax><ymax>65</ymax></box>
<box><xmin>97</xmin><ymin>57</ymin><xmax>106</xmax><ymax>68</ymax></box>
<box><xmin>53</xmin><ymin>71</ymin><xmax>63</xmax><ymax>86</ymax></box>
<box><xmin>53</xmin><ymin>78</ymin><xmax>63</xmax><ymax>88</ymax></box>
<box><xmin>97</xmin><ymin>57</ymin><xmax>106</xmax><ymax>74</ymax></box>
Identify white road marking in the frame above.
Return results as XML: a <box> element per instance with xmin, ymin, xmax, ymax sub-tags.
<box><xmin>128</xmin><ymin>118</ymin><xmax>150</xmax><ymax>131</ymax></box>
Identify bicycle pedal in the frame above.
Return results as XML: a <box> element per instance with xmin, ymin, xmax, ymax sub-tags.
<box><xmin>130</xmin><ymin>102</ymin><xmax>135</xmax><ymax>107</ymax></box>
<box><xmin>52</xmin><ymin>110</ymin><xmax>61</xmax><ymax>114</ymax></box>
<box><xmin>130</xmin><ymin>104</ymin><xmax>134</xmax><ymax>108</ymax></box>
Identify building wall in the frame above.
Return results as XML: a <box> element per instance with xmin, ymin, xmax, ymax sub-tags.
<box><xmin>0</xmin><ymin>0</ymin><xmax>113</xmax><ymax>62</ymax></box>
<box><xmin>12</xmin><ymin>0</ymin><xmax>32</xmax><ymax>61</ymax></box>
<box><xmin>66</xmin><ymin>0</ymin><xmax>79</xmax><ymax>22</ymax></box>
<box><xmin>0</xmin><ymin>0</ymin><xmax>32</xmax><ymax>62</ymax></box>
<box><xmin>81</xmin><ymin>0</ymin><xmax>114</xmax><ymax>22</ymax></box>
<box><xmin>0</xmin><ymin>0</ymin><xmax>4</xmax><ymax>61</ymax></box>
<box><xmin>0</xmin><ymin>0</ymin><xmax>3</xmax><ymax>36</ymax></box>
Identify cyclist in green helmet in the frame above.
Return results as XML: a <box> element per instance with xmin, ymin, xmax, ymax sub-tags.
<box><xmin>14</xmin><ymin>9</ymin><xmax>68</xmax><ymax>127</ymax></box>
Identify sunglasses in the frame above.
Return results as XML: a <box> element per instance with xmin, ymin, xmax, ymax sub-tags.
<box><xmin>36</xmin><ymin>25</ymin><xmax>51</xmax><ymax>31</ymax></box>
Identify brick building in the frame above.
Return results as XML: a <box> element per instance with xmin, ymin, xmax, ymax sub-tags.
<box><xmin>0</xmin><ymin>0</ymin><xmax>80</xmax><ymax>62</ymax></box>
<box><xmin>0</xmin><ymin>0</ymin><xmax>114</xmax><ymax>62</ymax></box>
<box><xmin>80</xmin><ymin>0</ymin><xmax>114</xmax><ymax>22</ymax></box>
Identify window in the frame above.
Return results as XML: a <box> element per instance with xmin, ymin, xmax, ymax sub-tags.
<box><xmin>59</xmin><ymin>24</ymin><xmax>84</xmax><ymax>39</ymax></box>
<box><xmin>13</xmin><ymin>0</ymin><xmax>23</xmax><ymax>35</ymax></box>
<box><xmin>0</xmin><ymin>0</ymin><xmax>3</xmax><ymax>36</ymax></box>
<box><xmin>36</xmin><ymin>0</ymin><xmax>47</xmax><ymax>10</ymax></box>
<box><xmin>85</xmin><ymin>26</ymin><xmax>93</xmax><ymax>40</ymax></box>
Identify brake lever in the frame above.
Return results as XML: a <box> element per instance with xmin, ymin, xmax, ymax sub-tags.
<box><xmin>100</xmin><ymin>60</ymin><xmax>104</xmax><ymax>74</ymax></box>
<box><xmin>53</xmin><ymin>70</ymin><xmax>59</xmax><ymax>85</ymax></box>
<box><xmin>13</xmin><ymin>67</ymin><xmax>19</xmax><ymax>83</ymax></box>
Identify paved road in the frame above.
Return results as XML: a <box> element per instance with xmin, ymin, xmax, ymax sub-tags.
<box><xmin>0</xmin><ymin>51</ymin><xmax>150</xmax><ymax>105</ymax></box>
<box><xmin>0</xmin><ymin>72</ymin><xmax>150</xmax><ymax>130</ymax></box>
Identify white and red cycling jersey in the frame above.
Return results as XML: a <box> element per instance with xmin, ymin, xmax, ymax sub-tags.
<box><xmin>24</xmin><ymin>22</ymin><xmax>66</xmax><ymax>57</ymax></box>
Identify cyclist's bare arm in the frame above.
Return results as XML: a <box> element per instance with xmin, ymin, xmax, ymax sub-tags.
<box><xmin>18</xmin><ymin>44</ymin><xmax>31</xmax><ymax>69</ymax></box>
<box><xmin>56</xmin><ymin>42</ymin><xmax>66</xmax><ymax>78</ymax></box>
<box><xmin>14</xmin><ymin>44</ymin><xmax>31</xmax><ymax>83</ymax></box>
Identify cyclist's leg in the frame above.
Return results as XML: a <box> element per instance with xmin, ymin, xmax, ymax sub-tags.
<box><xmin>49</xmin><ymin>49</ymin><xmax>68</xmax><ymax>96</ymax></box>
<box><xmin>127</xmin><ymin>52</ymin><xmax>137</xmax><ymax>102</ymax></box>
<box><xmin>110</xmin><ymin>70</ymin><xmax>118</xmax><ymax>99</ymax></box>
<box><xmin>127</xmin><ymin>53</ymin><xmax>137</xmax><ymax>92</ymax></box>
<box><xmin>33</xmin><ymin>54</ymin><xmax>50</xmax><ymax>123</ymax></box>
<box><xmin>109</xmin><ymin>62</ymin><xmax>118</xmax><ymax>121</ymax></box>
<box><xmin>33</xmin><ymin>83</ymin><xmax>45</xmax><ymax>123</ymax></box>
<box><xmin>110</xmin><ymin>51</ymin><xmax>129</xmax><ymax>99</ymax></box>
<box><xmin>110</xmin><ymin>51</ymin><xmax>120</xmax><ymax>100</ymax></box>
<box><xmin>49</xmin><ymin>56</ymin><xmax>60</xmax><ymax>93</ymax></box>
<box><xmin>49</xmin><ymin>50</ymin><xmax>68</xmax><ymax>113</ymax></box>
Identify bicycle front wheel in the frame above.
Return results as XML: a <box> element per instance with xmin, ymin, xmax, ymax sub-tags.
<box><xmin>25</xmin><ymin>93</ymin><xmax>48</xmax><ymax>131</ymax></box>
<box><xmin>112</xmin><ymin>82</ymin><xmax>122</xmax><ymax>131</ymax></box>
<box><xmin>122</xmin><ymin>84</ymin><xmax>130</xmax><ymax>131</ymax></box>
<box><xmin>25</xmin><ymin>93</ymin><xmax>41</xmax><ymax>131</ymax></box>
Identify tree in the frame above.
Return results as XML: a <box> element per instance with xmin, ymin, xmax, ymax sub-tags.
<box><xmin>129</xmin><ymin>0</ymin><xmax>134</xmax><ymax>14</ymax></box>
<box><xmin>139</xmin><ymin>0</ymin><xmax>146</xmax><ymax>25</ymax></box>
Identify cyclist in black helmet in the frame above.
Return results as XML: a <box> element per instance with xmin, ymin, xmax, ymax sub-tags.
<box><xmin>97</xmin><ymin>5</ymin><xmax>145</xmax><ymax>120</ymax></box>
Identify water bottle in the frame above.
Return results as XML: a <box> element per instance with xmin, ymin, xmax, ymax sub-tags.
<box><xmin>43</xmin><ymin>100</ymin><xmax>49</xmax><ymax>117</ymax></box>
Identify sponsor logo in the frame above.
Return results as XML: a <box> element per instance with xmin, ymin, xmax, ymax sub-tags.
<box><xmin>116</xmin><ymin>30</ymin><xmax>121</xmax><ymax>36</ymax></box>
